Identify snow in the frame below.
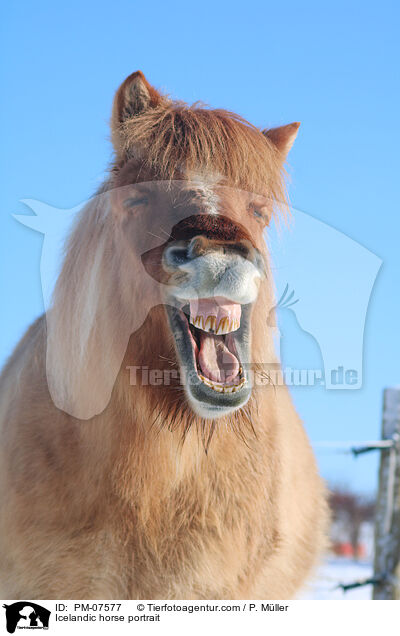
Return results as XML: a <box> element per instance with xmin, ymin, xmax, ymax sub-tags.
<box><xmin>299</xmin><ymin>557</ymin><xmax>373</xmax><ymax>600</ymax></box>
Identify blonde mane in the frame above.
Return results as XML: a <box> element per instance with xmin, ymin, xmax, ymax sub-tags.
<box><xmin>113</xmin><ymin>100</ymin><xmax>288</xmax><ymax>213</ymax></box>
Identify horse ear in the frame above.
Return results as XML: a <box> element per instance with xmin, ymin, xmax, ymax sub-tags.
<box><xmin>111</xmin><ymin>71</ymin><xmax>162</xmax><ymax>126</ymax></box>
<box><xmin>263</xmin><ymin>122</ymin><xmax>300</xmax><ymax>160</ymax></box>
<box><xmin>111</xmin><ymin>71</ymin><xmax>164</xmax><ymax>158</ymax></box>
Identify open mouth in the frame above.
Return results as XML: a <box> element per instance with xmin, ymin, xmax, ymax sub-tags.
<box><xmin>187</xmin><ymin>297</ymin><xmax>245</xmax><ymax>392</ymax></box>
<box><xmin>165</xmin><ymin>297</ymin><xmax>252</xmax><ymax>417</ymax></box>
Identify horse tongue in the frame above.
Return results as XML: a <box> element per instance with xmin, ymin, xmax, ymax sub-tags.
<box><xmin>198</xmin><ymin>332</ymin><xmax>240</xmax><ymax>383</ymax></box>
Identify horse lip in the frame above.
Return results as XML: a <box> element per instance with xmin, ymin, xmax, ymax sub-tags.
<box><xmin>164</xmin><ymin>301</ymin><xmax>253</xmax><ymax>413</ymax></box>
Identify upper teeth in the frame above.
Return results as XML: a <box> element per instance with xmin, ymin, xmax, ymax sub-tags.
<box><xmin>190</xmin><ymin>315</ymin><xmax>240</xmax><ymax>334</ymax></box>
<box><xmin>188</xmin><ymin>297</ymin><xmax>242</xmax><ymax>335</ymax></box>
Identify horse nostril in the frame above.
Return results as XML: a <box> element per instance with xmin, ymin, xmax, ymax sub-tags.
<box><xmin>163</xmin><ymin>244</ymin><xmax>190</xmax><ymax>270</ymax></box>
<box><xmin>234</xmin><ymin>239</ymin><xmax>254</xmax><ymax>260</ymax></box>
<box><xmin>235</xmin><ymin>240</ymin><xmax>265</xmax><ymax>272</ymax></box>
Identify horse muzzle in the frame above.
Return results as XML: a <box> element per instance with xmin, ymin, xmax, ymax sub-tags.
<box><xmin>162</xmin><ymin>230</ymin><xmax>264</xmax><ymax>419</ymax></box>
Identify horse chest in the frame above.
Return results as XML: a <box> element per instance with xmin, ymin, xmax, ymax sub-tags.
<box><xmin>123</xmin><ymin>473</ymin><xmax>268</xmax><ymax>598</ymax></box>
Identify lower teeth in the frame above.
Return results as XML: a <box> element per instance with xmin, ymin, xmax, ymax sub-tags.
<box><xmin>198</xmin><ymin>370</ymin><xmax>245</xmax><ymax>393</ymax></box>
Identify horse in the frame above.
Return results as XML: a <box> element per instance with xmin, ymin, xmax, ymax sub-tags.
<box><xmin>0</xmin><ymin>71</ymin><xmax>328</xmax><ymax>599</ymax></box>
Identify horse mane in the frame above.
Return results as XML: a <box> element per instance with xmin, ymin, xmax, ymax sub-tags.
<box><xmin>113</xmin><ymin>101</ymin><xmax>288</xmax><ymax>214</ymax></box>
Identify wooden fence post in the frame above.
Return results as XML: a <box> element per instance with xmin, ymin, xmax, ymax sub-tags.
<box><xmin>373</xmin><ymin>387</ymin><xmax>400</xmax><ymax>599</ymax></box>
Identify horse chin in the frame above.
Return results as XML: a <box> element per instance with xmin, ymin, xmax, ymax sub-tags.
<box><xmin>165</xmin><ymin>302</ymin><xmax>253</xmax><ymax>419</ymax></box>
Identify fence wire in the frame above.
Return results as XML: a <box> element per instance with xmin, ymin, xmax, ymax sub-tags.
<box><xmin>310</xmin><ymin>434</ymin><xmax>400</xmax><ymax>595</ymax></box>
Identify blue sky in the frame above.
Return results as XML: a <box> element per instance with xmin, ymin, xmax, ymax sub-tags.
<box><xmin>1</xmin><ymin>0</ymin><xmax>399</xmax><ymax>494</ymax></box>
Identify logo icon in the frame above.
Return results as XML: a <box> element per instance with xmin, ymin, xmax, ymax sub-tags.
<box><xmin>2</xmin><ymin>603</ymin><xmax>50</xmax><ymax>633</ymax></box>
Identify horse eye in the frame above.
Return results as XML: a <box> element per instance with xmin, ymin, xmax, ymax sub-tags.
<box><xmin>253</xmin><ymin>208</ymin><xmax>263</xmax><ymax>219</ymax></box>
<box><xmin>123</xmin><ymin>196</ymin><xmax>149</xmax><ymax>209</ymax></box>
